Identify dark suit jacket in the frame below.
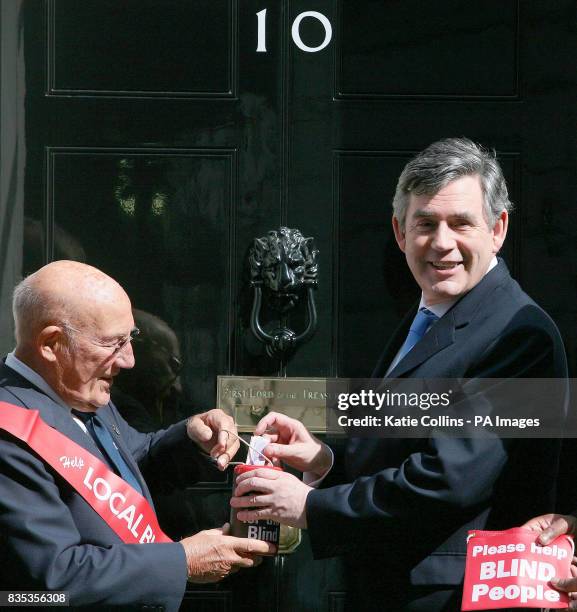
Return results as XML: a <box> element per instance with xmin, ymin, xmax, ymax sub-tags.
<box><xmin>0</xmin><ymin>363</ymin><xmax>214</xmax><ymax>611</ymax></box>
<box><xmin>307</xmin><ymin>260</ymin><xmax>568</xmax><ymax>610</ymax></box>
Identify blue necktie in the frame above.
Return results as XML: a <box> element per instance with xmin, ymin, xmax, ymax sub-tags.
<box><xmin>396</xmin><ymin>307</ymin><xmax>439</xmax><ymax>362</ymax></box>
<box><xmin>72</xmin><ymin>410</ymin><xmax>143</xmax><ymax>495</ymax></box>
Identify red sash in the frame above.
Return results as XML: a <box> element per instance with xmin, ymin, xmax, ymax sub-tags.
<box><xmin>0</xmin><ymin>401</ymin><xmax>172</xmax><ymax>544</ymax></box>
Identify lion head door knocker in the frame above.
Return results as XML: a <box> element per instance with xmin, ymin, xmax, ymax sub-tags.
<box><xmin>248</xmin><ymin>227</ymin><xmax>319</xmax><ymax>358</ymax></box>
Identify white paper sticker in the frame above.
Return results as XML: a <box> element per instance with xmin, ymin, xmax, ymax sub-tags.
<box><xmin>246</xmin><ymin>435</ymin><xmax>270</xmax><ymax>465</ymax></box>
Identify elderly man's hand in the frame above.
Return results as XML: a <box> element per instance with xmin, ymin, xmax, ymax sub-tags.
<box><xmin>255</xmin><ymin>412</ymin><xmax>332</xmax><ymax>477</ymax></box>
<box><xmin>180</xmin><ymin>523</ymin><xmax>275</xmax><ymax>583</ymax></box>
<box><xmin>230</xmin><ymin>467</ymin><xmax>312</xmax><ymax>529</ymax></box>
<box><xmin>186</xmin><ymin>409</ymin><xmax>240</xmax><ymax>470</ymax></box>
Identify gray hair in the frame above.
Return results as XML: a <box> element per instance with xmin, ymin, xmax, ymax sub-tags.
<box><xmin>12</xmin><ymin>276</ymin><xmax>77</xmax><ymax>348</ymax></box>
<box><xmin>392</xmin><ymin>137</ymin><xmax>513</xmax><ymax>230</ymax></box>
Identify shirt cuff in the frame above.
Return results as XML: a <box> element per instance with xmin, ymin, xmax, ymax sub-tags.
<box><xmin>303</xmin><ymin>446</ymin><xmax>334</xmax><ymax>488</ymax></box>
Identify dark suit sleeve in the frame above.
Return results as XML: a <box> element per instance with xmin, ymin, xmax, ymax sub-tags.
<box><xmin>307</xmin><ymin>319</ymin><xmax>566</xmax><ymax>558</ymax></box>
<box><xmin>0</xmin><ymin>430</ymin><xmax>188</xmax><ymax>609</ymax></box>
<box><xmin>107</xmin><ymin>405</ymin><xmax>224</xmax><ymax>493</ymax></box>
<box><xmin>307</xmin><ymin>435</ymin><xmax>510</xmax><ymax>557</ymax></box>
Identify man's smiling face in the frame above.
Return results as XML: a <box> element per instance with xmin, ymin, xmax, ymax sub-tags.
<box><xmin>393</xmin><ymin>174</ymin><xmax>508</xmax><ymax>305</ymax></box>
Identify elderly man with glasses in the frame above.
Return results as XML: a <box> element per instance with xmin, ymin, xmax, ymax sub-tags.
<box><xmin>0</xmin><ymin>260</ymin><xmax>273</xmax><ymax>611</ymax></box>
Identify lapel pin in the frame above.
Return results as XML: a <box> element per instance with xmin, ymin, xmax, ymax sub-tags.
<box><xmin>112</xmin><ymin>424</ymin><xmax>120</xmax><ymax>436</ymax></box>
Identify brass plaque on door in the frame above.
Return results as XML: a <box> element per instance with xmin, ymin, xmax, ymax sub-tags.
<box><xmin>217</xmin><ymin>376</ymin><xmax>330</xmax><ymax>433</ymax></box>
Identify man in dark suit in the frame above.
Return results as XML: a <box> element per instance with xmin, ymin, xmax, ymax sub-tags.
<box><xmin>0</xmin><ymin>260</ymin><xmax>273</xmax><ymax>611</ymax></box>
<box><xmin>230</xmin><ymin>138</ymin><xmax>568</xmax><ymax>610</ymax></box>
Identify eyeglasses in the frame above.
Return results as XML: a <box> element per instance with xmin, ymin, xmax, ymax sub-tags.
<box><xmin>108</xmin><ymin>327</ymin><xmax>140</xmax><ymax>354</ymax></box>
<box><xmin>64</xmin><ymin>325</ymin><xmax>140</xmax><ymax>355</ymax></box>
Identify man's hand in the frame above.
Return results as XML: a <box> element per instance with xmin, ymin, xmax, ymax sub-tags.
<box><xmin>550</xmin><ymin>562</ymin><xmax>577</xmax><ymax>605</ymax></box>
<box><xmin>186</xmin><ymin>409</ymin><xmax>240</xmax><ymax>470</ymax></box>
<box><xmin>255</xmin><ymin>412</ymin><xmax>332</xmax><ymax>477</ymax></box>
<box><xmin>230</xmin><ymin>467</ymin><xmax>311</xmax><ymax>529</ymax></box>
<box><xmin>522</xmin><ymin>513</ymin><xmax>577</xmax><ymax>600</ymax></box>
<box><xmin>180</xmin><ymin>523</ymin><xmax>275</xmax><ymax>583</ymax></box>
<box><xmin>522</xmin><ymin>513</ymin><xmax>577</xmax><ymax>545</ymax></box>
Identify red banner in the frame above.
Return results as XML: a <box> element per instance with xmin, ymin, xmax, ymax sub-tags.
<box><xmin>462</xmin><ymin>527</ymin><xmax>573</xmax><ymax>610</ymax></box>
<box><xmin>0</xmin><ymin>401</ymin><xmax>171</xmax><ymax>544</ymax></box>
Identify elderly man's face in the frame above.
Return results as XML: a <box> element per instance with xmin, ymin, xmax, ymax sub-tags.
<box><xmin>56</xmin><ymin>297</ymin><xmax>136</xmax><ymax>411</ymax></box>
<box><xmin>393</xmin><ymin>175</ymin><xmax>508</xmax><ymax>305</ymax></box>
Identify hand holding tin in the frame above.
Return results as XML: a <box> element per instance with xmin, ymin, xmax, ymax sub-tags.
<box><xmin>230</xmin><ymin>467</ymin><xmax>311</xmax><ymax>529</ymax></box>
<box><xmin>181</xmin><ymin>522</ymin><xmax>276</xmax><ymax>583</ymax></box>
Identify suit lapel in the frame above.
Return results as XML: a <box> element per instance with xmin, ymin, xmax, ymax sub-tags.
<box><xmin>383</xmin><ymin>259</ymin><xmax>512</xmax><ymax>378</ymax></box>
<box><xmin>388</xmin><ymin>310</ymin><xmax>456</xmax><ymax>377</ymax></box>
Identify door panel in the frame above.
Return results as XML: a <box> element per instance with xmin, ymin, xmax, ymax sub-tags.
<box><xmin>47</xmin><ymin>148</ymin><xmax>235</xmax><ymax>409</ymax></box>
<box><xmin>49</xmin><ymin>0</ymin><xmax>235</xmax><ymax>97</ymax></box>
<box><xmin>336</xmin><ymin>0</ymin><xmax>520</xmax><ymax>99</ymax></box>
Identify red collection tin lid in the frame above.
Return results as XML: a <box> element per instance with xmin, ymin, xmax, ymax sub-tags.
<box><xmin>233</xmin><ymin>463</ymin><xmax>283</xmax><ymax>475</ymax></box>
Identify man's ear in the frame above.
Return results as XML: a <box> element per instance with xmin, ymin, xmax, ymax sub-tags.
<box><xmin>491</xmin><ymin>210</ymin><xmax>508</xmax><ymax>253</ymax></box>
<box><xmin>392</xmin><ymin>216</ymin><xmax>406</xmax><ymax>253</ymax></box>
<box><xmin>38</xmin><ymin>326</ymin><xmax>66</xmax><ymax>362</ymax></box>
